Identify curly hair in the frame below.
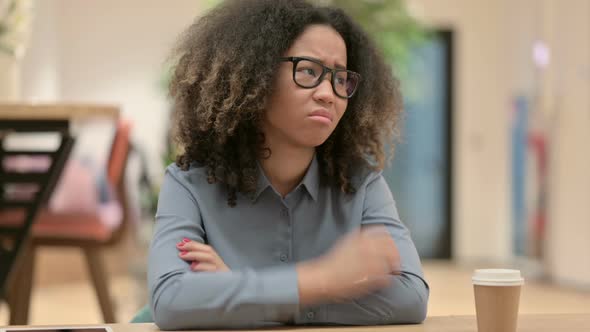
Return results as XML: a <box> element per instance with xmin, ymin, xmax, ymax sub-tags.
<box><xmin>169</xmin><ymin>0</ymin><xmax>402</xmax><ymax>206</ymax></box>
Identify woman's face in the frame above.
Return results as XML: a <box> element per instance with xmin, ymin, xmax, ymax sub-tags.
<box><xmin>263</xmin><ymin>24</ymin><xmax>349</xmax><ymax>150</ymax></box>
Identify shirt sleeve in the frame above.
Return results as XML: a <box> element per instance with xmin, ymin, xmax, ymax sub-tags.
<box><xmin>148</xmin><ymin>167</ymin><xmax>300</xmax><ymax>330</ymax></box>
<box><xmin>319</xmin><ymin>172</ymin><xmax>430</xmax><ymax>325</ymax></box>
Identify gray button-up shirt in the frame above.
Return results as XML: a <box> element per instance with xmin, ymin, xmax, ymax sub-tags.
<box><xmin>148</xmin><ymin>157</ymin><xmax>429</xmax><ymax>329</ymax></box>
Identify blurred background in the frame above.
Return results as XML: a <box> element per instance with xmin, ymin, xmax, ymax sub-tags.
<box><xmin>0</xmin><ymin>0</ymin><xmax>589</xmax><ymax>325</ymax></box>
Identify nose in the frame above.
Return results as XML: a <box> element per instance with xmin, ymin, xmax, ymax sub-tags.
<box><xmin>312</xmin><ymin>75</ymin><xmax>336</xmax><ymax>104</ymax></box>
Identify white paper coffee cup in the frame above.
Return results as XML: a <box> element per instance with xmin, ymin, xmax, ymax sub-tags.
<box><xmin>472</xmin><ymin>269</ymin><xmax>524</xmax><ymax>332</ymax></box>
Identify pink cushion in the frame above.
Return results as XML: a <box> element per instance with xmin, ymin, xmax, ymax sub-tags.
<box><xmin>49</xmin><ymin>159</ymin><xmax>99</xmax><ymax>214</ymax></box>
<box><xmin>49</xmin><ymin>158</ymin><xmax>122</xmax><ymax>230</ymax></box>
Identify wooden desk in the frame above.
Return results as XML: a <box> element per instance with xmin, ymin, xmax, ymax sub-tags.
<box><xmin>0</xmin><ymin>103</ymin><xmax>119</xmax><ymax>121</ymax></box>
<box><xmin>3</xmin><ymin>314</ymin><xmax>589</xmax><ymax>332</ymax></box>
<box><xmin>0</xmin><ymin>103</ymin><xmax>120</xmax><ymax>324</ymax></box>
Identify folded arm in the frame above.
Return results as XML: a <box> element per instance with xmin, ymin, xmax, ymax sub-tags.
<box><xmin>148</xmin><ymin>170</ymin><xmax>299</xmax><ymax>329</ymax></box>
<box><xmin>312</xmin><ymin>173</ymin><xmax>429</xmax><ymax>325</ymax></box>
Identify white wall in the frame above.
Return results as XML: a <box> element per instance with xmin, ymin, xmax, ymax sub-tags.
<box><xmin>20</xmin><ymin>0</ymin><xmax>60</xmax><ymax>100</ymax></box>
<box><xmin>544</xmin><ymin>0</ymin><xmax>590</xmax><ymax>287</ymax></box>
<box><xmin>21</xmin><ymin>0</ymin><xmax>203</xmax><ymax>176</ymax></box>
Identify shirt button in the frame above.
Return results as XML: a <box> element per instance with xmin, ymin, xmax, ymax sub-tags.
<box><xmin>280</xmin><ymin>208</ymin><xmax>289</xmax><ymax>217</ymax></box>
<box><xmin>279</xmin><ymin>253</ymin><xmax>288</xmax><ymax>262</ymax></box>
<box><xmin>306</xmin><ymin>311</ymin><xmax>315</xmax><ymax>320</ymax></box>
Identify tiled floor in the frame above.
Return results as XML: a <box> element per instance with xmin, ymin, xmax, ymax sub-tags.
<box><xmin>1</xmin><ymin>260</ymin><xmax>590</xmax><ymax>325</ymax></box>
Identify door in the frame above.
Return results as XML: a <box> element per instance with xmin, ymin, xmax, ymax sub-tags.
<box><xmin>382</xmin><ymin>31</ymin><xmax>453</xmax><ymax>259</ymax></box>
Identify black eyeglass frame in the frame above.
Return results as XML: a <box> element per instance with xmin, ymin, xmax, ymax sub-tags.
<box><xmin>280</xmin><ymin>56</ymin><xmax>361</xmax><ymax>99</ymax></box>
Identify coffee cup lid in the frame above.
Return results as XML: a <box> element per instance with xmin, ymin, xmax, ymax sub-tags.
<box><xmin>472</xmin><ymin>269</ymin><xmax>524</xmax><ymax>286</ymax></box>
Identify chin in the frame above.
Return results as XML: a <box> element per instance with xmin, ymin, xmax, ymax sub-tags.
<box><xmin>299</xmin><ymin>135</ymin><xmax>331</xmax><ymax>148</ymax></box>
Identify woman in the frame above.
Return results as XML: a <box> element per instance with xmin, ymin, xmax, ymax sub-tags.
<box><xmin>148</xmin><ymin>0</ymin><xmax>429</xmax><ymax>329</ymax></box>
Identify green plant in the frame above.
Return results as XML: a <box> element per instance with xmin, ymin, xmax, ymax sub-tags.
<box><xmin>0</xmin><ymin>0</ymin><xmax>33</xmax><ymax>57</ymax></box>
<box><xmin>311</xmin><ymin>0</ymin><xmax>428</xmax><ymax>80</ymax></box>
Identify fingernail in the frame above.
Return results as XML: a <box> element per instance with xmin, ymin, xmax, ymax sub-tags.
<box><xmin>180</xmin><ymin>251</ymin><xmax>187</xmax><ymax>256</ymax></box>
<box><xmin>191</xmin><ymin>262</ymin><xmax>199</xmax><ymax>268</ymax></box>
<box><xmin>183</xmin><ymin>238</ymin><xmax>190</xmax><ymax>243</ymax></box>
<box><xmin>176</xmin><ymin>242</ymin><xmax>183</xmax><ymax>247</ymax></box>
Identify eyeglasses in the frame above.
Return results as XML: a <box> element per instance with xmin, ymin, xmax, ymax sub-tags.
<box><xmin>280</xmin><ymin>56</ymin><xmax>361</xmax><ymax>99</ymax></box>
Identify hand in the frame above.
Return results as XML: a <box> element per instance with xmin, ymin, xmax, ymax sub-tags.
<box><xmin>297</xmin><ymin>226</ymin><xmax>400</xmax><ymax>305</ymax></box>
<box><xmin>176</xmin><ymin>238</ymin><xmax>230</xmax><ymax>272</ymax></box>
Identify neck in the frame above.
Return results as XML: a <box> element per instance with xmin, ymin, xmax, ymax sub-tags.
<box><xmin>259</xmin><ymin>143</ymin><xmax>315</xmax><ymax>198</ymax></box>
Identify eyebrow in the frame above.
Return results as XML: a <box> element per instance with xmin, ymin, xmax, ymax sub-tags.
<box><xmin>305</xmin><ymin>56</ymin><xmax>347</xmax><ymax>70</ymax></box>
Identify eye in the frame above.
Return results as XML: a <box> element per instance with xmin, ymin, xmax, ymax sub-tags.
<box><xmin>335</xmin><ymin>72</ymin><xmax>348</xmax><ymax>86</ymax></box>
<box><xmin>297</xmin><ymin>67</ymin><xmax>318</xmax><ymax>77</ymax></box>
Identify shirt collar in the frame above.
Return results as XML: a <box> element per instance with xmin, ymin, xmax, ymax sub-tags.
<box><xmin>300</xmin><ymin>155</ymin><xmax>319</xmax><ymax>201</ymax></box>
<box><xmin>253</xmin><ymin>162</ymin><xmax>272</xmax><ymax>201</ymax></box>
<box><xmin>252</xmin><ymin>155</ymin><xmax>319</xmax><ymax>202</ymax></box>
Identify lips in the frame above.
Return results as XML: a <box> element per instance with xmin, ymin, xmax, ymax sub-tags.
<box><xmin>309</xmin><ymin>109</ymin><xmax>334</xmax><ymax>122</ymax></box>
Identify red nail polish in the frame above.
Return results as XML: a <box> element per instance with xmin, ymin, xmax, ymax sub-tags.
<box><xmin>180</xmin><ymin>251</ymin><xmax>187</xmax><ymax>255</ymax></box>
<box><xmin>183</xmin><ymin>238</ymin><xmax>190</xmax><ymax>243</ymax></box>
<box><xmin>191</xmin><ymin>261</ymin><xmax>199</xmax><ymax>268</ymax></box>
<box><xmin>176</xmin><ymin>242</ymin><xmax>183</xmax><ymax>247</ymax></box>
